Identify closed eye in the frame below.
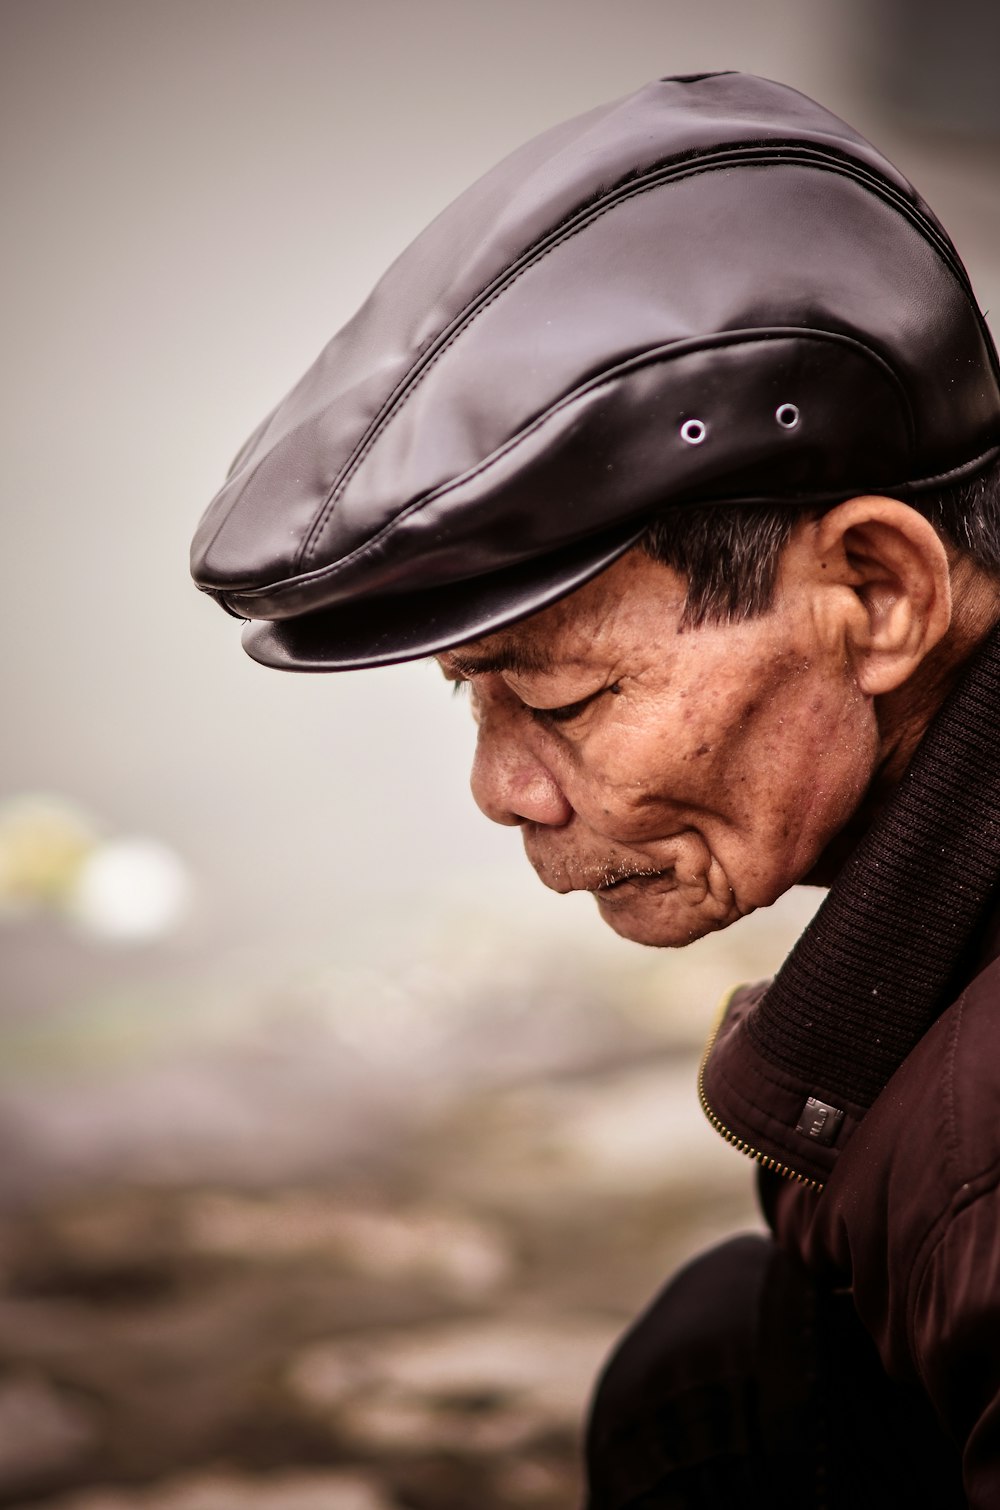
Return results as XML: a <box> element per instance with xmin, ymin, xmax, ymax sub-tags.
<box><xmin>442</xmin><ymin>665</ymin><xmax>621</xmax><ymax>724</ymax></box>
<box><xmin>529</xmin><ymin>682</ymin><xmax>621</xmax><ymax>725</ymax></box>
<box><xmin>445</xmin><ymin>674</ymin><xmax>584</xmax><ymax>719</ymax></box>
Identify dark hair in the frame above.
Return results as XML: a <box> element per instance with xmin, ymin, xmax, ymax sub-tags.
<box><xmin>641</xmin><ymin>454</ymin><xmax>1000</xmax><ymax>627</ymax></box>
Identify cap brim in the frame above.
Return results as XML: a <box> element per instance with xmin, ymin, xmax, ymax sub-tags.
<box><xmin>240</xmin><ymin>524</ymin><xmax>645</xmax><ymax>671</ymax></box>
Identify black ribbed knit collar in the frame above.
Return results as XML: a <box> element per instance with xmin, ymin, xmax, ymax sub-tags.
<box><xmin>701</xmin><ymin>619</ymin><xmax>1000</xmax><ymax>1187</ymax></box>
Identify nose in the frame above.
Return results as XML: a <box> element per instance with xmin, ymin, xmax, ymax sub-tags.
<box><xmin>469</xmin><ymin>704</ymin><xmax>574</xmax><ymax>829</ymax></box>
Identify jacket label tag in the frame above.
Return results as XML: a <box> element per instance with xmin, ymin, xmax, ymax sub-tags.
<box><xmin>796</xmin><ymin>1096</ymin><xmax>845</xmax><ymax>1145</ymax></box>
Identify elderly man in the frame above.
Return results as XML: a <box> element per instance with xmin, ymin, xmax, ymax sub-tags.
<box><xmin>192</xmin><ymin>74</ymin><xmax>1000</xmax><ymax>1507</ymax></box>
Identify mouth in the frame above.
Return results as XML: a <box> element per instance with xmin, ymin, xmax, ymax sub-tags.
<box><xmin>595</xmin><ymin>867</ymin><xmax>660</xmax><ymax>889</ymax></box>
<box><xmin>522</xmin><ymin>838</ymin><xmax>681</xmax><ymax>901</ymax></box>
<box><xmin>526</xmin><ymin>832</ymin><xmax>738</xmax><ymax>945</ymax></box>
<box><xmin>525</xmin><ymin>839</ymin><xmax>682</xmax><ymax>893</ymax></box>
<box><xmin>590</xmin><ymin>866</ymin><xmax>676</xmax><ymax>903</ymax></box>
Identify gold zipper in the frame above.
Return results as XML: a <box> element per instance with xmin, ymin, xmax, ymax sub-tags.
<box><xmin>697</xmin><ymin>988</ymin><xmax>825</xmax><ymax>1192</ymax></box>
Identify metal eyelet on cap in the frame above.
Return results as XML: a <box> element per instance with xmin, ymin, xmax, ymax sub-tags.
<box><xmin>775</xmin><ymin>403</ymin><xmax>800</xmax><ymax>429</ymax></box>
<box><xmin>680</xmin><ymin>418</ymin><xmax>707</xmax><ymax>445</ymax></box>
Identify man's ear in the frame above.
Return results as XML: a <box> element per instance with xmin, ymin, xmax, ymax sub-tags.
<box><xmin>814</xmin><ymin>496</ymin><xmax>953</xmax><ymax>696</ymax></box>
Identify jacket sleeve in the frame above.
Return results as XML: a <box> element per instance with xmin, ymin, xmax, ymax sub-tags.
<box><xmin>912</xmin><ymin>1183</ymin><xmax>1000</xmax><ymax>1508</ymax></box>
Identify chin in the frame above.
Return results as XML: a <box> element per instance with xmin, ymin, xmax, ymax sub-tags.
<box><xmin>594</xmin><ymin>893</ymin><xmax>741</xmax><ymax>949</ymax></box>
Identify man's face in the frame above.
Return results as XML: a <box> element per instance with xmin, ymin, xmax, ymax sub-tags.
<box><xmin>437</xmin><ymin>544</ymin><xmax>881</xmax><ymax>947</ymax></box>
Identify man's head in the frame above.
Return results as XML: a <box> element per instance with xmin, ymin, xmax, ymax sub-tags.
<box><xmin>190</xmin><ymin>72</ymin><xmax>1000</xmax><ymax>935</ymax></box>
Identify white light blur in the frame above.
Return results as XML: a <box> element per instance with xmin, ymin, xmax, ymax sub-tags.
<box><xmin>69</xmin><ymin>837</ymin><xmax>192</xmax><ymax>944</ymax></box>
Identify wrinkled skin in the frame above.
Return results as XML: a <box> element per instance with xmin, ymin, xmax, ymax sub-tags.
<box><xmin>438</xmin><ymin>543</ymin><xmax>881</xmax><ymax>947</ymax></box>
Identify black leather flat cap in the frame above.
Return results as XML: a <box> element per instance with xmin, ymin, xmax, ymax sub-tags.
<box><xmin>190</xmin><ymin>71</ymin><xmax>1000</xmax><ymax>671</ymax></box>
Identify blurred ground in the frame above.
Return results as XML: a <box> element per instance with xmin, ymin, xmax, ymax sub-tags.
<box><xmin>0</xmin><ymin>1068</ymin><xmax>753</xmax><ymax>1510</ymax></box>
<box><xmin>0</xmin><ymin>894</ymin><xmax>821</xmax><ymax>1509</ymax></box>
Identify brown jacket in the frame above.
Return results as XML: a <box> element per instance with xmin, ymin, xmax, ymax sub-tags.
<box><xmin>732</xmin><ymin>934</ymin><xmax>1000</xmax><ymax>1506</ymax></box>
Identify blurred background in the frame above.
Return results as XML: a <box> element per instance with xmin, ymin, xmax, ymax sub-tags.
<box><xmin>1</xmin><ymin>2</ymin><xmax>997</xmax><ymax>1506</ymax></box>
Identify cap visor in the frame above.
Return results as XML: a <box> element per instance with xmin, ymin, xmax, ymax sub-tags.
<box><xmin>240</xmin><ymin>525</ymin><xmax>645</xmax><ymax>671</ymax></box>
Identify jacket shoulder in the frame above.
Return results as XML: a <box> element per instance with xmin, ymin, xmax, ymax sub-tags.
<box><xmin>766</xmin><ymin>954</ymin><xmax>1000</xmax><ymax>1371</ymax></box>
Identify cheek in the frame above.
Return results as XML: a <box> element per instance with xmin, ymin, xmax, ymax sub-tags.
<box><xmin>725</xmin><ymin>663</ymin><xmax>870</xmax><ymax>779</ymax></box>
<box><xmin>803</xmin><ymin>691</ymin><xmax>880</xmax><ymax>821</ymax></box>
<box><xmin>563</xmin><ymin>665</ymin><xmax>877</xmax><ymax>868</ymax></box>
<box><xmin>568</xmin><ymin>714</ymin><xmax>717</xmax><ymax>830</ymax></box>
<box><xmin>786</xmin><ymin>679</ymin><xmax>875</xmax><ymax>782</ymax></box>
<box><xmin>722</xmin><ymin>679</ymin><xmax>878</xmax><ymax>888</ymax></box>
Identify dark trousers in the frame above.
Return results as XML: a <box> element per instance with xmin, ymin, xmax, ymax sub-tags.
<box><xmin>584</xmin><ymin>1234</ymin><xmax>966</xmax><ymax>1509</ymax></box>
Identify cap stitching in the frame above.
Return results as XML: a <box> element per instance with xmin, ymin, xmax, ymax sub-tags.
<box><xmin>297</xmin><ymin>156</ymin><xmax>733</xmax><ymax>569</ymax></box>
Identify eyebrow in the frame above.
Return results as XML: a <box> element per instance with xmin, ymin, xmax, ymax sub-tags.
<box><xmin>438</xmin><ymin>640</ymin><xmax>555</xmax><ymax>679</ymax></box>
